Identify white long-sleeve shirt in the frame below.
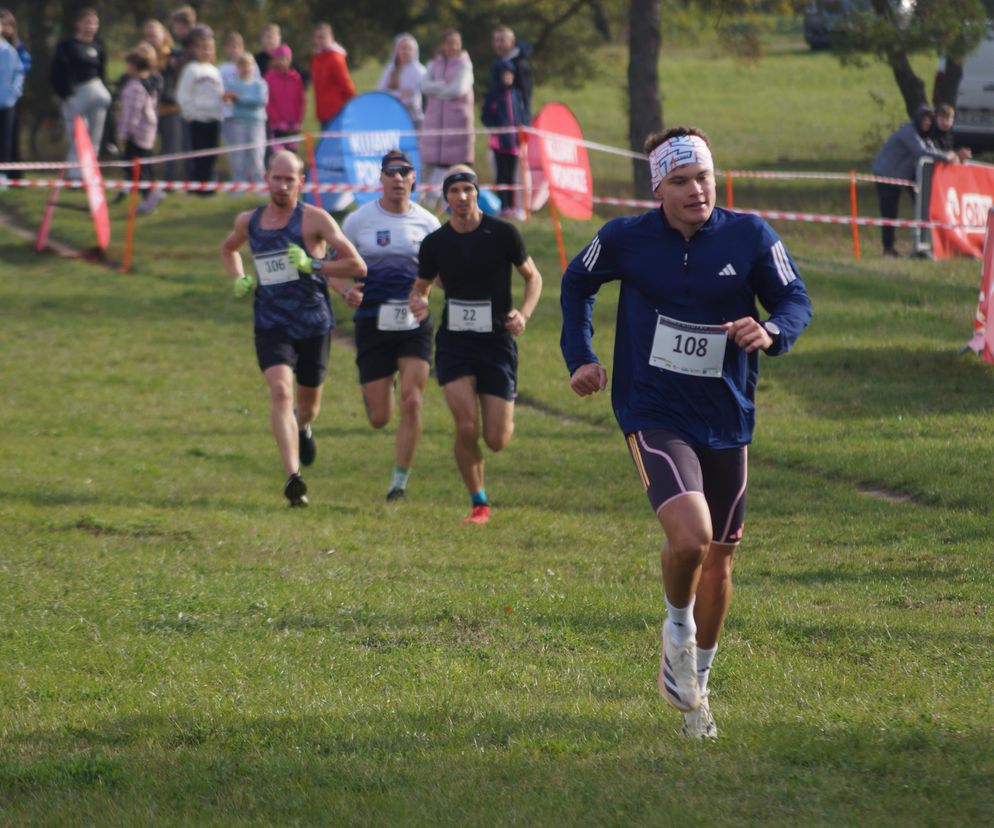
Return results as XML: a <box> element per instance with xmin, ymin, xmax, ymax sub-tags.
<box><xmin>176</xmin><ymin>60</ymin><xmax>223</xmax><ymax>122</ymax></box>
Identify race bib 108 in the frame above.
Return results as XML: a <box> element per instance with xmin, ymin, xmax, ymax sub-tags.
<box><xmin>649</xmin><ymin>314</ymin><xmax>727</xmax><ymax>377</ymax></box>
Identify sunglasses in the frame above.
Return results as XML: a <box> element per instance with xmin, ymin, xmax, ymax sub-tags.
<box><xmin>382</xmin><ymin>165</ymin><xmax>414</xmax><ymax>177</ymax></box>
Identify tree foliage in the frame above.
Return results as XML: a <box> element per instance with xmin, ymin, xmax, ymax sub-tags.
<box><xmin>688</xmin><ymin>0</ymin><xmax>990</xmax><ymax>116</ymax></box>
<box><xmin>6</xmin><ymin>0</ymin><xmax>624</xmax><ymax>101</ymax></box>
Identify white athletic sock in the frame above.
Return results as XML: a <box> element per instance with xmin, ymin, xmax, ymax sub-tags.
<box><xmin>391</xmin><ymin>466</ymin><xmax>410</xmax><ymax>491</ymax></box>
<box><xmin>664</xmin><ymin>595</ymin><xmax>697</xmax><ymax>645</ymax></box>
<box><xmin>697</xmin><ymin>644</ymin><xmax>717</xmax><ymax>695</ymax></box>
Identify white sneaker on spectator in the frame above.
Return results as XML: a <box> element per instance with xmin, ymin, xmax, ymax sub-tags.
<box><xmin>136</xmin><ymin>190</ymin><xmax>165</xmax><ymax>215</ymax></box>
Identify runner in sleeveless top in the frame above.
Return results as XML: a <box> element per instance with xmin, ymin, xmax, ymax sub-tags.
<box><xmin>410</xmin><ymin>165</ymin><xmax>543</xmax><ymax>525</ymax></box>
<box><xmin>561</xmin><ymin>127</ymin><xmax>812</xmax><ymax>739</ymax></box>
<box><xmin>220</xmin><ymin>150</ymin><xmax>367</xmax><ymax>506</ymax></box>
<box><xmin>340</xmin><ymin>150</ymin><xmax>441</xmax><ymax>501</ymax></box>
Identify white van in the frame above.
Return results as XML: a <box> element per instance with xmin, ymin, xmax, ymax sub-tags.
<box><xmin>937</xmin><ymin>27</ymin><xmax>994</xmax><ymax>150</ymax></box>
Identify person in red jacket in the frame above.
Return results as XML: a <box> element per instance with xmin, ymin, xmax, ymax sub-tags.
<box><xmin>311</xmin><ymin>22</ymin><xmax>354</xmax><ymax>124</ymax></box>
<box><xmin>264</xmin><ymin>44</ymin><xmax>305</xmax><ymax>153</ymax></box>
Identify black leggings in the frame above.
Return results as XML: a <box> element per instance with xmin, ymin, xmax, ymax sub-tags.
<box><xmin>494</xmin><ymin>151</ymin><xmax>518</xmax><ymax>211</ymax></box>
<box><xmin>189</xmin><ymin>120</ymin><xmax>220</xmax><ymax>186</ymax></box>
<box><xmin>875</xmin><ymin>182</ymin><xmax>906</xmax><ymax>253</ymax></box>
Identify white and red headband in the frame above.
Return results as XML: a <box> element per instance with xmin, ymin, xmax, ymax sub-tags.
<box><xmin>649</xmin><ymin>135</ymin><xmax>714</xmax><ymax>191</ymax></box>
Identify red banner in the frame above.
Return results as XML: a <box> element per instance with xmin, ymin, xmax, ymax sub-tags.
<box><xmin>965</xmin><ymin>208</ymin><xmax>994</xmax><ymax>363</ymax></box>
<box><xmin>928</xmin><ymin>161</ymin><xmax>994</xmax><ymax>259</ymax></box>
<box><xmin>75</xmin><ymin>115</ymin><xmax>110</xmax><ymax>250</ymax></box>
<box><xmin>531</xmin><ymin>103</ymin><xmax>593</xmax><ymax>221</ymax></box>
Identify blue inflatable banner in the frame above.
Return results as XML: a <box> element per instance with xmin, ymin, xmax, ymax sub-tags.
<box><xmin>309</xmin><ymin>92</ymin><xmax>419</xmax><ymax>211</ymax></box>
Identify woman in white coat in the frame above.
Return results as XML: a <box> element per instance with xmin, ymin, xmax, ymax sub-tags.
<box><xmin>377</xmin><ymin>33</ymin><xmax>426</xmax><ymax>130</ymax></box>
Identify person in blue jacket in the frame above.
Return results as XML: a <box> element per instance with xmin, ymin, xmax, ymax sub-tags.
<box><xmin>0</xmin><ymin>8</ymin><xmax>24</xmax><ymax>172</ymax></box>
<box><xmin>560</xmin><ymin>126</ymin><xmax>812</xmax><ymax>740</ymax></box>
<box><xmin>0</xmin><ymin>9</ymin><xmax>28</xmax><ymax>178</ymax></box>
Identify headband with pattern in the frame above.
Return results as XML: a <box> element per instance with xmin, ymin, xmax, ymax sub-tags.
<box><xmin>442</xmin><ymin>171</ymin><xmax>479</xmax><ymax>196</ymax></box>
<box><xmin>649</xmin><ymin>135</ymin><xmax>714</xmax><ymax>191</ymax></box>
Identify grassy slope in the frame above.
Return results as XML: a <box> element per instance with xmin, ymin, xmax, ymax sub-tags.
<box><xmin>1</xmin><ymin>24</ymin><xmax>992</xmax><ymax>828</ymax></box>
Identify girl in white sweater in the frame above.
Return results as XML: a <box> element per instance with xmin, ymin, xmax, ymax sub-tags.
<box><xmin>176</xmin><ymin>29</ymin><xmax>223</xmax><ymax>191</ymax></box>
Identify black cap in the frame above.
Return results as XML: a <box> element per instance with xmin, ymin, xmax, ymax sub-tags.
<box><xmin>381</xmin><ymin>150</ymin><xmax>414</xmax><ymax>168</ymax></box>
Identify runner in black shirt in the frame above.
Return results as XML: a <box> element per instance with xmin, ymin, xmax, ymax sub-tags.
<box><xmin>411</xmin><ymin>165</ymin><xmax>543</xmax><ymax>524</ymax></box>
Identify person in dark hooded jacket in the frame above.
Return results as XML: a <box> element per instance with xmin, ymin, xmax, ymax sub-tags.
<box><xmin>481</xmin><ymin>60</ymin><xmax>529</xmax><ymax>216</ymax></box>
<box><xmin>871</xmin><ymin>104</ymin><xmax>957</xmax><ymax>257</ymax></box>
<box><xmin>490</xmin><ymin>25</ymin><xmax>532</xmax><ymax>117</ymax></box>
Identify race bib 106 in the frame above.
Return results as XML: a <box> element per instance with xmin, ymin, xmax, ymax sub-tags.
<box><xmin>377</xmin><ymin>300</ymin><xmax>418</xmax><ymax>332</ymax></box>
<box><xmin>253</xmin><ymin>251</ymin><xmax>299</xmax><ymax>286</ymax></box>
<box><xmin>649</xmin><ymin>314</ymin><xmax>727</xmax><ymax>377</ymax></box>
<box><xmin>448</xmin><ymin>299</ymin><xmax>493</xmax><ymax>333</ymax></box>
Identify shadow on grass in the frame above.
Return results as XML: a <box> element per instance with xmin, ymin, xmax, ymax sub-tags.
<box><xmin>1</xmin><ymin>712</ymin><xmax>991</xmax><ymax>824</ymax></box>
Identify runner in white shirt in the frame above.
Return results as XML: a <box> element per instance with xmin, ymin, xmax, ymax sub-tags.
<box><xmin>340</xmin><ymin>151</ymin><xmax>441</xmax><ymax>500</ymax></box>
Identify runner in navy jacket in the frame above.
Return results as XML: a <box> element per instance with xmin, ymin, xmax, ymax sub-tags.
<box><xmin>561</xmin><ymin>126</ymin><xmax>812</xmax><ymax>740</ymax></box>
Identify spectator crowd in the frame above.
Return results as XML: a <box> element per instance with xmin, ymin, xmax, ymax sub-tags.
<box><xmin>0</xmin><ymin>5</ymin><xmax>535</xmax><ymax>218</ymax></box>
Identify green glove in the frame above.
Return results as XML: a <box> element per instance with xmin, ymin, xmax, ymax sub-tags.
<box><xmin>233</xmin><ymin>274</ymin><xmax>254</xmax><ymax>298</ymax></box>
<box><xmin>287</xmin><ymin>242</ymin><xmax>314</xmax><ymax>274</ymax></box>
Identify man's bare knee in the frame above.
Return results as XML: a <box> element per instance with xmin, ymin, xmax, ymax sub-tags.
<box><xmin>269</xmin><ymin>382</ymin><xmax>294</xmax><ymax>407</ymax></box>
<box><xmin>297</xmin><ymin>400</ymin><xmax>320</xmax><ymax>423</ymax></box>
<box><xmin>665</xmin><ymin>525</ymin><xmax>711</xmax><ymax>568</ymax></box>
<box><xmin>362</xmin><ymin>388</ymin><xmax>391</xmax><ymax>429</ymax></box>
<box><xmin>483</xmin><ymin>423</ymin><xmax>512</xmax><ymax>452</ymax></box>
<box><xmin>399</xmin><ymin>388</ymin><xmax>422</xmax><ymax>421</ymax></box>
<box><xmin>455</xmin><ymin>416</ymin><xmax>479</xmax><ymax>443</ymax></box>
<box><xmin>700</xmin><ymin>544</ymin><xmax>735</xmax><ymax>582</ymax></box>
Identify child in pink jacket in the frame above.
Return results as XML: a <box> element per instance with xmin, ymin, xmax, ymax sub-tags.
<box><xmin>264</xmin><ymin>44</ymin><xmax>305</xmax><ymax>153</ymax></box>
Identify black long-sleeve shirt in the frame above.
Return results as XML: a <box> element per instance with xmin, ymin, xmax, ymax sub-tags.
<box><xmin>50</xmin><ymin>37</ymin><xmax>105</xmax><ymax>100</ymax></box>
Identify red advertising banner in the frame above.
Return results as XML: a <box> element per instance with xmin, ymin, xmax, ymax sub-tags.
<box><xmin>531</xmin><ymin>103</ymin><xmax>593</xmax><ymax>221</ymax></box>
<box><xmin>75</xmin><ymin>115</ymin><xmax>111</xmax><ymax>250</ymax></box>
<box><xmin>965</xmin><ymin>208</ymin><xmax>994</xmax><ymax>363</ymax></box>
<box><xmin>928</xmin><ymin>161</ymin><xmax>994</xmax><ymax>259</ymax></box>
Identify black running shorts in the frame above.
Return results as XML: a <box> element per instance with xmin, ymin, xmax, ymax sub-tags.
<box><xmin>254</xmin><ymin>328</ymin><xmax>331</xmax><ymax>388</ymax></box>
<box><xmin>354</xmin><ymin>316</ymin><xmax>433</xmax><ymax>385</ymax></box>
<box><xmin>434</xmin><ymin>330</ymin><xmax>518</xmax><ymax>401</ymax></box>
<box><xmin>625</xmin><ymin>428</ymin><xmax>747</xmax><ymax>545</ymax></box>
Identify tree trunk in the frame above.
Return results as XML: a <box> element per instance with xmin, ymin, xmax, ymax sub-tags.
<box><xmin>24</xmin><ymin>0</ymin><xmax>56</xmax><ymax>115</ymax></box>
<box><xmin>867</xmin><ymin>0</ymin><xmax>927</xmax><ymax>119</ymax></box>
<box><xmin>888</xmin><ymin>49</ymin><xmax>927</xmax><ymax>120</ymax></box>
<box><xmin>933</xmin><ymin>58</ymin><xmax>963</xmax><ymax>108</ymax></box>
<box><xmin>628</xmin><ymin>0</ymin><xmax>662</xmax><ymax>199</ymax></box>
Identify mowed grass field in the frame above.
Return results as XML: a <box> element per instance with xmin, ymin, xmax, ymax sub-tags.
<box><xmin>2</xmin><ymin>23</ymin><xmax>993</xmax><ymax>827</ymax></box>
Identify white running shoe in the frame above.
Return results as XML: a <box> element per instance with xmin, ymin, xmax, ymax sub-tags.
<box><xmin>681</xmin><ymin>691</ymin><xmax>717</xmax><ymax>740</ymax></box>
<box><xmin>136</xmin><ymin>190</ymin><xmax>165</xmax><ymax>215</ymax></box>
<box><xmin>658</xmin><ymin>621</ymin><xmax>700</xmax><ymax>712</ymax></box>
